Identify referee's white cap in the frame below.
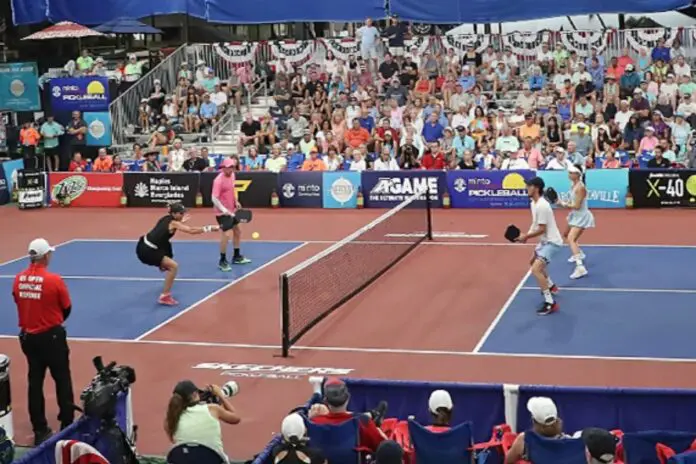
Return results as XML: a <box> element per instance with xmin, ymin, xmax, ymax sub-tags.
<box><xmin>28</xmin><ymin>238</ymin><xmax>55</xmax><ymax>257</ymax></box>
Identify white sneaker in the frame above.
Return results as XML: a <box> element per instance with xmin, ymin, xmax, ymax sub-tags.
<box><xmin>570</xmin><ymin>266</ymin><xmax>588</xmax><ymax>280</ymax></box>
<box><xmin>567</xmin><ymin>253</ymin><xmax>586</xmax><ymax>263</ymax></box>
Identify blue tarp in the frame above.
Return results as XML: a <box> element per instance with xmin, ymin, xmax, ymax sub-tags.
<box><xmin>95</xmin><ymin>17</ymin><xmax>163</xmax><ymax>34</ymax></box>
<box><xmin>206</xmin><ymin>0</ymin><xmax>384</xmax><ymax>24</ymax></box>
<box><xmin>391</xmin><ymin>0</ymin><xmax>692</xmax><ymax>24</ymax></box>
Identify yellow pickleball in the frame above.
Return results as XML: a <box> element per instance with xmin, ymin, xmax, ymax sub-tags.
<box><xmin>685</xmin><ymin>175</ymin><xmax>696</xmax><ymax>197</ymax></box>
<box><xmin>252</xmin><ymin>232</ymin><xmax>260</xmax><ymax>239</ymax></box>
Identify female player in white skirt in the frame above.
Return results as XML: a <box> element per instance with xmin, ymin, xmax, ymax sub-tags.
<box><xmin>559</xmin><ymin>164</ymin><xmax>595</xmax><ymax>279</ymax></box>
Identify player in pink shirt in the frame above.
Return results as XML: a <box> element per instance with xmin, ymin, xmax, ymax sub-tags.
<box><xmin>212</xmin><ymin>157</ymin><xmax>251</xmax><ymax>270</ymax></box>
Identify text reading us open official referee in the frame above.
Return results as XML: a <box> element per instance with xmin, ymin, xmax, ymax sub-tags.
<box><xmin>11</xmin><ymin>238</ymin><xmax>75</xmax><ymax>446</ymax></box>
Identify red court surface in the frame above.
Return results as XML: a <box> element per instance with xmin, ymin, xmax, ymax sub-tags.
<box><xmin>1</xmin><ymin>206</ymin><xmax>696</xmax><ymax>459</ymax></box>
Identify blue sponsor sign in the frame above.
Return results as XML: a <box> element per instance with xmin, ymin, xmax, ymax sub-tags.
<box><xmin>536</xmin><ymin>170</ymin><xmax>572</xmax><ymax>207</ymax></box>
<box><xmin>2</xmin><ymin>159</ymin><xmax>23</xmax><ymax>196</ymax></box>
<box><xmin>362</xmin><ymin>171</ymin><xmax>445</xmax><ymax>208</ymax></box>
<box><xmin>0</xmin><ymin>163</ymin><xmax>8</xmax><ymax>205</ymax></box>
<box><xmin>0</xmin><ymin>62</ymin><xmax>41</xmax><ymax>112</ymax></box>
<box><xmin>448</xmin><ymin>170</ymin><xmax>534</xmax><ymax>208</ymax></box>
<box><xmin>322</xmin><ymin>171</ymin><xmax>361</xmax><ymax>209</ymax></box>
<box><xmin>50</xmin><ymin>77</ymin><xmax>110</xmax><ymax>112</ymax></box>
<box><xmin>84</xmin><ymin>112</ymin><xmax>112</xmax><ymax>146</ymax></box>
<box><xmin>279</xmin><ymin>172</ymin><xmax>323</xmax><ymax>207</ymax></box>
<box><xmin>586</xmin><ymin>168</ymin><xmax>628</xmax><ymax>209</ymax></box>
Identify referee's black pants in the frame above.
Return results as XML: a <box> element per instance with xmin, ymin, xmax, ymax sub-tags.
<box><xmin>19</xmin><ymin>326</ymin><xmax>75</xmax><ymax>432</ymax></box>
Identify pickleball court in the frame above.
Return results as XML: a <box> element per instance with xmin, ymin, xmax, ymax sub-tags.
<box><xmin>0</xmin><ymin>205</ymin><xmax>695</xmax><ymax>459</ymax></box>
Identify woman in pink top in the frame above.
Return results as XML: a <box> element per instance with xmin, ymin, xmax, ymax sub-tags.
<box><xmin>212</xmin><ymin>157</ymin><xmax>251</xmax><ymax>270</ymax></box>
<box><xmin>638</xmin><ymin>126</ymin><xmax>659</xmax><ymax>153</ymax></box>
<box><xmin>518</xmin><ymin>137</ymin><xmax>545</xmax><ymax>169</ymax></box>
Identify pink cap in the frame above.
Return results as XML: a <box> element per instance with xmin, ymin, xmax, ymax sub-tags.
<box><xmin>220</xmin><ymin>158</ymin><xmax>235</xmax><ymax>168</ymax></box>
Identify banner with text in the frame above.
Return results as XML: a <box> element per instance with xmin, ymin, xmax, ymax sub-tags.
<box><xmin>2</xmin><ymin>159</ymin><xmax>23</xmax><ymax>195</ymax></box>
<box><xmin>537</xmin><ymin>170</ymin><xmax>572</xmax><ymax>206</ymax></box>
<box><xmin>447</xmin><ymin>170</ymin><xmax>534</xmax><ymax>208</ymax></box>
<box><xmin>322</xmin><ymin>171</ymin><xmax>361</xmax><ymax>209</ymax></box>
<box><xmin>199</xmin><ymin>171</ymin><xmax>277</xmax><ymax>208</ymax></box>
<box><xmin>586</xmin><ymin>169</ymin><xmax>628</xmax><ymax>209</ymax></box>
<box><xmin>279</xmin><ymin>172</ymin><xmax>323</xmax><ymax>207</ymax></box>
<box><xmin>0</xmin><ymin>164</ymin><xmax>8</xmax><ymax>205</ymax></box>
<box><xmin>362</xmin><ymin>171</ymin><xmax>446</xmax><ymax>208</ymax></box>
<box><xmin>629</xmin><ymin>169</ymin><xmax>696</xmax><ymax>208</ymax></box>
<box><xmin>0</xmin><ymin>62</ymin><xmax>41</xmax><ymax>112</ymax></box>
<box><xmin>123</xmin><ymin>172</ymin><xmax>199</xmax><ymax>207</ymax></box>
<box><xmin>84</xmin><ymin>112</ymin><xmax>112</xmax><ymax>146</ymax></box>
<box><xmin>50</xmin><ymin>77</ymin><xmax>110</xmax><ymax>112</ymax></box>
<box><xmin>49</xmin><ymin>172</ymin><xmax>123</xmax><ymax>207</ymax></box>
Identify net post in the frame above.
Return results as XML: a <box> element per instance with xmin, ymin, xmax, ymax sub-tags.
<box><xmin>426</xmin><ymin>188</ymin><xmax>434</xmax><ymax>241</ymax></box>
<box><xmin>281</xmin><ymin>274</ymin><xmax>290</xmax><ymax>357</ymax></box>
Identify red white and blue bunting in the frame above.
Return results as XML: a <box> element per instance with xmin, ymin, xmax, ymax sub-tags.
<box><xmin>268</xmin><ymin>40</ymin><xmax>315</xmax><ymax>66</ymax></box>
<box><xmin>440</xmin><ymin>34</ymin><xmax>491</xmax><ymax>55</ymax></box>
<box><xmin>502</xmin><ymin>31</ymin><xmax>553</xmax><ymax>57</ymax></box>
<box><xmin>404</xmin><ymin>36</ymin><xmax>432</xmax><ymax>56</ymax></box>
<box><xmin>625</xmin><ymin>28</ymin><xmax>679</xmax><ymax>52</ymax></box>
<box><xmin>559</xmin><ymin>30</ymin><xmax>612</xmax><ymax>56</ymax></box>
<box><xmin>212</xmin><ymin>42</ymin><xmax>258</xmax><ymax>65</ymax></box>
<box><xmin>320</xmin><ymin>38</ymin><xmax>360</xmax><ymax>61</ymax></box>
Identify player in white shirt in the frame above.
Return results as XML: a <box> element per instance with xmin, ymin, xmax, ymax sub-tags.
<box><xmin>516</xmin><ymin>177</ymin><xmax>564</xmax><ymax>315</ymax></box>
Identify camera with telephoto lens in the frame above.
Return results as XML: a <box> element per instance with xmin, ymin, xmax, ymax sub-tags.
<box><xmin>80</xmin><ymin>356</ymin><xmax>136</xmax><ymax>420</ymax></box>
<box><xmin>198</xmin><ymin>381</ymin><xmax>239</xmax><ymax>405</ymax></box>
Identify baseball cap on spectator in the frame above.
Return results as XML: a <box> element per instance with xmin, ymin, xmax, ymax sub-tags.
<box><xmin>281</xmin><ymin>413</ymin><xmax>306</xmax><ymax>443</ymax></box>
<box><xmin>456</xmin><ymin>126</ymin><xmax>466</xmax><ymax>132</ymax></box>
<box><xmin>645</xmin><ymin>126</ymin><xmax>655</xmax><ymax>133</ymax></box>
<box><xmin>527</xmin><ymin>397</ymin><xmax>558</xmax><ymax>425</ymax></box>
<box><xmin>582</xmin><ymin>428</ymin><xmax>617</xmax><ymax>464</ymax></box>
<box><xmin>626</xmin><ymin>64</ymin><xmax>634</xmax><ymax>71</ymax></box>
<box><xmin>323</xmin><ymin>377</ymin><xmax>350</xmax><ymax>407</ymax></box>
<box><xmin>577</xmin><ymin>123</ymin><xmax>587</xmax><ymax>130</ymax></box>
<box><xmin>28</xmin><ymin>238</ymin><xmax>55</xmax><ymax>258</ymax></box>
<box><xmin>428</xmin><ymin>390</ymin><xmax>453</xmax><ymax>413</ymax></box>
<box><xmin>375</xmin><ymin>440</ymin><xmax>403</xmax><ymax>464</ymax></box>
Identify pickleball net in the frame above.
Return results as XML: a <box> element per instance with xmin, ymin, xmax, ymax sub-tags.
<box><xmin>280</xmin><ymin>189</ymin><xmax>433</xmax><ymax>356</ymax></box>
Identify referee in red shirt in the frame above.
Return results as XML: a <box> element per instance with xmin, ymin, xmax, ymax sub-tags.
<box><xmin>12</xmin><ymin>238</ymin><xmax>75</xmax><ymax>445</ymax></box>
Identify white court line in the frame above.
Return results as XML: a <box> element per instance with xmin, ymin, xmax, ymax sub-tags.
<box><xmin>472</xmin><ymin>270</ymin><xmax>532</xmax><ymax>353</ymax></box>
<box><xmin>134</xmin><ymin>242</ymin><xmax>309</xmax><ymax>341</ymax></box>
<box><xmin>0</xmin><ymin>239</ymin><xmax>77</xmax><ymax>267</ymax></box>
<box><xmin>0</xmin><ymin>275</ymin><xmax>231</xmax><ymax>283</ymax></box>
<box><xmin>0</xmin><ymin>335</ymin><xmax>694</xmax><ymax>363</ymax></box>
<box><xmin>521</xmin><ymin>286</ymin><xmax>696</xmax><ymax>294</ymax></box>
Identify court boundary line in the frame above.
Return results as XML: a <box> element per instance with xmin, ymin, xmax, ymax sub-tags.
<box><xmin>472</xmin><ymin>270</ymin><xmax>531</xmax><ymax>353</ymax></box>
<box><xmin>0</xmin><ymin>275</ymin><xmax>233</xmax><ymax>283</ymax></box>
<box><xmin>134</xmin><ymin>242</ymin><xmax>310</xmax><ymax>341</ymax></box>
<box><xmin>0</xmin><ymin>239</ymin><xmax>77</xmax><ymax>268</ymax></box>
<box><xmin>1</xmin><ymin>335</ymin><xmax>694</xmax><ymax>363</ymax></box>
<box><xmin>521</xmin><ymin>286</ymin><xmax>696</xmax><ymax>294</ymax></box>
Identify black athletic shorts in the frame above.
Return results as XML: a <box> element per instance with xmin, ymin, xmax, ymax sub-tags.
<box><xmin>136</xmin><ymin>237</ymin><xmax>173</xmax><ymax>267</ymax></box>
<box><xmin>216</xmin><ymin>215</ymin><xmax>239</xmax><ymax>232</ymax></box>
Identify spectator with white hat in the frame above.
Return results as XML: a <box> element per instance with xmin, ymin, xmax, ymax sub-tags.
<box><xmin>271</xmin><ymin>413</ymin><xmax>326</xmax><ymax>464</ymax></box>
<box><xmin>426</xmin><ymin>390</ymin><xmax>454</xmax><ymax>432</ymax></box>
<box><xmin>505</xmin><ymin>397</ymin><xmax>567</xmax><ymax>464</ymax></box>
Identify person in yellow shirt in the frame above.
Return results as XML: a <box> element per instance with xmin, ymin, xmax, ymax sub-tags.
<box><xmin>301</xmin><ymin>149</ymin><xmax>326</xmax><ymax>171</ymax></box>
<box><xmin>92</xmin><ymin>148</ymin><xmax>113</xmax><ymax>172</ymax></box>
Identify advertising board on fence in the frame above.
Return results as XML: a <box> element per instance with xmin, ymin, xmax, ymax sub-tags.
<box><xmin>0</xmin><ymin>62</ymin><xmax>41</xmax><ymax>112</ymax></box>
<box><xmin>49</xmin><ymin>172</ymin><xmax>123</xmax><ymax>207</ymax></box>
<box><xmin>0</xmin><ymin>163</ymin><xmax>8</xmax><ymax>205</ymax></box>
<box><xmin>447</xmin><ymin>170</ymin><xmax>533</xmax><ymax>208</ymax></box>
<box><xmin>50</xmin><ymin>77</ymin><xmax>110</xmax><ymax>112</ymax></box>
<box><xmin>123</xmin><ymin>172</ymin><xmax>199</xmax><ymax>207</ymax></box>
<box><xmin>199</xmin><ymin>171</ymin><xmax>277</xmax><ymax>208</ymax></box>
<box><xmin>84</xmin><ymin>112</ymin><xmax>112</xmax><ymax>146</ymax></box>
<box><xmin>279</xmin><ymin>172</ymin><xmax>323</xmax><ymax>207</ymax></box>
<box><xmin>362</xmin><ymin>171</ymin><xmax>445</xmax><ymax>208</ymax></box>
<box><xmin>629</xmin><ymin>169</ymin><xmax>696</xmax><ymax>208</ymax></box>
<box><xmin>322</xmin><ymin>172</ymin><xmax>361</xmax><ymax>209</ymax></box>
<box><xmin>586</xmin><ymin>169</ymin><xmax>628</xmax><ymax>209</ymax></box>
<box><xmin>536</xmin><ymin>170</ymin><xmax>572</xmax><ymax>206</ymax></box>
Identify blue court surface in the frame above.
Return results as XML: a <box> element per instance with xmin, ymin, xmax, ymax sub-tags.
<box><xmin>0</xmin><ymin>240</ymin><xmax>303</xmax><ymax>339</ymax></box>
<box><xmin>478</xmin><ymin>245</ymin><xmax>696</xmax><ymax>360</ymax></box>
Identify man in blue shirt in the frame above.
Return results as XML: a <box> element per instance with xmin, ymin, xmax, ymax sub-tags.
<box><xmin>286</xmin><ymin>144</ymin><xmax>305</xmax><ymax>171</ymax></box>
<box><xmin>199</xmin><ymin>94</ymin><xmax>218</xmax><ymax>126</ymax></box>
<box><xmin>453</xmin><ymin>126</ymin><xmax>475</xmax><ymax>159</ymax></box>
<box><xmin>422</xmin><ymin>113</ymin><xmax>444</xmax><ymax>144</ymax></box>
<box><xmin>358</xmin><ymin>109</ymin><xmax>375</xmax><ymax>134</ymax></box>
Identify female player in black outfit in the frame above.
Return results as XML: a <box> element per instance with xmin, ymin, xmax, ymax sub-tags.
<box><xmin>136</xmin><ymin>202</ymin><xmax>220</xmax><ymax>306</ymax></box>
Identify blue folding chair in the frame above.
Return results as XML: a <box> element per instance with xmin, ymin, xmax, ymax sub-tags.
<box><xmin>523</xmin><ymin>431</ymin><xmax>586</xmax><ymax>464</ymax></box>
<box><xmin>623</xmin><ymin>431</ymin><xmax>696</xmax><ymax>464</ymax></box>
<box><xmin>407</xmin><ymin>420</ymin><xmax>473</xmax><ymax>464</ymax></box>
<box><xmin>670</xmin><ymin>450</ymin><xmax>696</xmax><ymax>464</ymax></box>
<box><xmin>166</xmin><ymin>442</ymin><xmax>227</xmax><ymax>464</ymax></box>
<box><xmin>305</xmin><ymin>416</ymin><xmax>361</xmax><ymax>464</ymax></box>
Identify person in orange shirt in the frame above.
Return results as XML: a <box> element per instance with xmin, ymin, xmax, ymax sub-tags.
<box><xmin>344</xmin><ymin>118</ymin><xmax>370</xmax><ymax>149</ymax></box>
<box><xmin>301</xmin><ymin>149</ymin><xmax>327</xmax><ymax>171</ymax></box>
<box><xmin>518</xmin><ymin>114</ymin><xmax>541</xmax><ymax>140</ymax></box>
<box><xmin>20</xmin><ymin>122</ymin><xmax>41</xmax><ymax>170</ymax></box>
<box><xmin>92</xmin><ymin>148</ymin><xmax>113</xmax><ymax>172</ymax></box>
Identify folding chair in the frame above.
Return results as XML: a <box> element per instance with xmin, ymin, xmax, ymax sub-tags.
<box><xmin>669</xmin><ymin>450</ymin><xmax>696</xmax><ymax>464</ymax></box>
<box><xmin>305</xmin><ymin>416</ymin><xmax>362</xmax><ymax>464</ymax></box>
<box><xmin>623</xmin><ymin>431</ymin><xmax>696</xmax><ymax>464</ymax></box>
<box><xmin>407</xmin><ymin>419</ymin><xmax>473</xmax><ymax>464</ymax></box>
<box><xmin>166</xmin><ymin>442</ymin><xmax>227</xmax><ymax>464</ymax></box>
<box><xmin>523</xmin><ymin>431</ymin><xmax>586</xmax><ymax>464</ymax></box>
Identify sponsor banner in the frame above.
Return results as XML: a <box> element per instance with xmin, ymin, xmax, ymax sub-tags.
<box><xmin>322</xmin><ymin>171</ymin><xmax>361</xmax><ymax>209</ymax></box>
<box><xmin>49</xmin><ymin>172</ymin><xmax>123</xmax><ymax>207</ymax></box>
<box><xmin>2</xmin><ymin>158</ymin><xmax>23</xmax><ymax>196</ymax></box>
<box><xmin>629</xmin><ymin>169</ymin><xmax>696</xmax><ymax>208</ymax></box>
<box><xmin>536</xmin><ymin>170</ymin><xmax>572</xmax><ymax>206</ymax></box>
<box><xmin>50</xmin><ymin>77</ymin><xmax>110</xmax><ymax>112</ymax></box>
<box><xmin>123</xmin><ymin>172</ymin><xmax>199</xmax><ymax>207</ymax></box>
<box><xmin>192</xmin><ymin>362</ymin><xmax>354</xmax><ymax>381</ymax></box>
<box><xmin>279</xmin><ymin>172</ymin><xmax>323</xmax><ymax>207</ymax></box>
<box><xmin>586</xmin><ymin>168</ymin><xmax>628</xmax><ymax>209</ymax></box>
<box><xmin>84</xmin><ymin>112</ymin><xmax>112</xmax><ymax>146</ymax></box>
<box><xmin>199</xmin><ymin>171</ymin><xmax>277</xmax><ymax>208</ymax></box>
<box><xmin>0</xmin><ymin>164</ymin><xmax>8</xmax><ymax>205</ymax></box>
<box><xmin>362</xmin><ymin>171</ymin><xmax>446</xmax><ymax>208</ymax></box>
<box><xmin>447</xmin><ymin>170</ymin><xmax>534</xmax><ymax>208</ymax></box>
<box><xmin>16</xmin><ymin>170</ymin><xmax>46</xmax><ymax>209</ymax></box>
<box><xmin>0</xmin><ymin>62</ymin><xmax>41</xmax><ymax>112</ymax></box>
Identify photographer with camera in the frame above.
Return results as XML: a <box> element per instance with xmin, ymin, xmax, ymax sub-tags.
<box><xmin>164</xmin><ymin>380</ymin><xmax>241</xmax><ymax>462</ymax></box>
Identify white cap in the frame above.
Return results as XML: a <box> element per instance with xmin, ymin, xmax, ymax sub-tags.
<box><xmin>281</xmin><ymin>413</ymin><xmax>306</xmax><ymax>440</ymax></box>
<box><xmin>28</xmin><ymin>238</ymin><xmax>55</xmax><ymax>258</ymax></box>
<box><xmin>645</xmin><ymin>126</ymin><xmax>655</xmax><ymax>132</ymax></box>
<box><xmin>428</xmin><ymin>390</ymin><xmax>453</xmax><ymax>413</ymax></box>
<box><xmin>527</xmin><ymin>397</ymin><xmax>558</xmax><ymax>425</ymax></box>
